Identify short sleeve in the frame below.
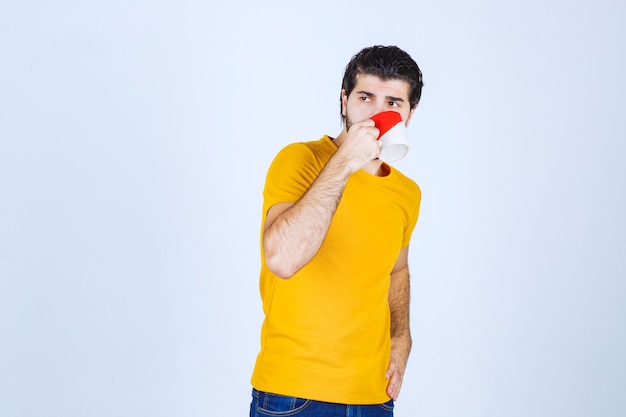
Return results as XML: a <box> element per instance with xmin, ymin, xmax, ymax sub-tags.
<box><xmin>401</xmin><ymin>184</ymin><xmax>421</xmax><ymax>248</ymax></box>
<box><xmin>263</xmin><ymin>142</ymin><xmax>324</xmax><ymax>213</ymax></box>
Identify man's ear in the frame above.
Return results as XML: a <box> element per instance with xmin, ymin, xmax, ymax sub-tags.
<box><xmin>341</xmin><ymin>89</ymin><xmax>348</xmax><ymax>117</ymax></box>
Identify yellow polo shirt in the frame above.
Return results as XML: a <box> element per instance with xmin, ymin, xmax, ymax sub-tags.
<box><xmin>251</xmin><ymin>135</ymin><xmax>421</xmax><ymax>404</ymax></box>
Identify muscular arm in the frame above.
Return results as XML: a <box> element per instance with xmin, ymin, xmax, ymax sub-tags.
<box><xmin>263</xmin><ymin>120</ymin><xmax>381</xmax><ymax>279</ymax></box>
<box><xmin>386</xmin><ymin>246</ymin><xmax>412</xmax><ymax>400</ymax></box>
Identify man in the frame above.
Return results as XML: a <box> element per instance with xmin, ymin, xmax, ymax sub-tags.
<box><xmin>250</xmin><ymin>45</ymin><xmax>424</xmax><ymax>417</ymax></box>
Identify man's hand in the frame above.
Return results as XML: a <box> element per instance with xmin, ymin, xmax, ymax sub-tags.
<box><xmin>334</xmin><ymin>119</ymin><xmax>381</xmax><ymax>173</ymax></box>
<box><xmin>386</xmin><ymin>336</ymin><xmax>411</xmax><ymax>400</ymax></box>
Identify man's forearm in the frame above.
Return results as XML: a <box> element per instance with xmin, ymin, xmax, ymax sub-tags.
<box><xmin>263</xmin><ymin>155</ymin><xmax>353</xmax><ymax>278</ymax></box>
<box><xmin>389</xmin><ymin>266</ymin><xmax>412</xmax><ymax>352</ymax></box>
<box><xmin>386</xmin><ymin>265</ymin><xmax>412</xmax><ymax>400</ymax></box>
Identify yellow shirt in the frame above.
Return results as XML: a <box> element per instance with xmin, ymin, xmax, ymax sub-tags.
<box><xmin>251</xmin><ymin>135</ymin><xmax>421</xmax><ymax>404</ymax></box>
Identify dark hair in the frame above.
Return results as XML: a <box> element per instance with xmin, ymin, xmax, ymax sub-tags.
<box><xmin>340</xmin><ymin>45</ymin><xmax>423</xmax><ymax>122</ymax></box>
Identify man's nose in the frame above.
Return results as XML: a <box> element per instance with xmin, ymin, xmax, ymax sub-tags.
<box><xmin>370</xmin><ymin>103</ymin><xmax>387</xmax><ymax>118</ymax></box>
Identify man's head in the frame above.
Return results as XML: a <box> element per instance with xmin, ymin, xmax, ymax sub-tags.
<box><xmin>340</xmin><ymin>45</ymin><xmax>423</xmax><ymax>125</ymax></box>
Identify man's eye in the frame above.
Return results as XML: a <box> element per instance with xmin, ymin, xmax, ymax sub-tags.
<box><xmin>389</xmin><ymin>101</ymin><xmax>399</xmax><ymax>107</ymax></box>
<box><xmin>360</xmin><ymin>96</ymin><xmax>371</xmax><ymax>102</ymax></box>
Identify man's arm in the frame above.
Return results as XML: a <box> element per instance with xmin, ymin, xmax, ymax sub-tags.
<box><xmin>263</xmin><ymin>120</ymin><xmax>381</xmax><ymax>279</ymax></box>
<box><xmin>386</xmin><ymin>246</ymin><xmax>412</xmax><ymax>400</ymax></box>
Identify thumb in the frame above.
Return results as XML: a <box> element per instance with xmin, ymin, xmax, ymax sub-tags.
<box><xmin>385</xmin><ymin>361</ymin><xmax>396</xmax><ymax>380</ymax></box>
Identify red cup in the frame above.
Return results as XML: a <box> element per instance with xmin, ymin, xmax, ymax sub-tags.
<box><xmin>370</xmin><ymin>111</ymin><xmax>409</xmax><ymax>162</ymax></box>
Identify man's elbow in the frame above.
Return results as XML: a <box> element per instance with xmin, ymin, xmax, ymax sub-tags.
<box><xmin>264</xmin><ymin>252</ymin><xmax>298</xmax><ymax>279</ymax></box>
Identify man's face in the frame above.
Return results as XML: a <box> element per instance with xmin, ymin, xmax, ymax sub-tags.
<box><xmin>342</xmin><ymin>74</ymin><xmax>415</xmax><ymax>131</ymax></box>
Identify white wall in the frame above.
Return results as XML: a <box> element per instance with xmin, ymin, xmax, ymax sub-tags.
<box><xmin>1</xmin><ymin>1</ymin><xmax>624</xmax><ymax>416</ymax></box>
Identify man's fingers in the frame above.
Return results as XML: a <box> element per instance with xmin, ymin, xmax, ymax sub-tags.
<box><xmin>386</xmin><ymin>363</ymin><xmax>404</xmax><ymax>400</ymax></box>
<box><xmin>386</xmin><ymin>372</ymin><xmax>400</xmax><ymax>400</ymax></box>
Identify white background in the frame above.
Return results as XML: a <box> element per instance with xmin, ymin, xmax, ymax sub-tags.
<box><xmin>1</xmin><ymin>1</ymin><xmax>625</xmax><ymax>416</ymax></box>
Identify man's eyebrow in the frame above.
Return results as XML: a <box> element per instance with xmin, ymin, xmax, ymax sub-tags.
<box><xmin>386</xmin><ymin>95</ymin><xmax>405</xmax><ymax>102</ymax></box>
<box><xmin>355</xmin><ymin>91</ymin><xmax>405</xmax><ymax>102</ymax></box>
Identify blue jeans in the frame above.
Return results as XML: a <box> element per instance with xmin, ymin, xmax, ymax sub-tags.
<box><xmin>250</xmin><ymin>388</ymin><xmax>394</xmax><ymax>417</ymax></box>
